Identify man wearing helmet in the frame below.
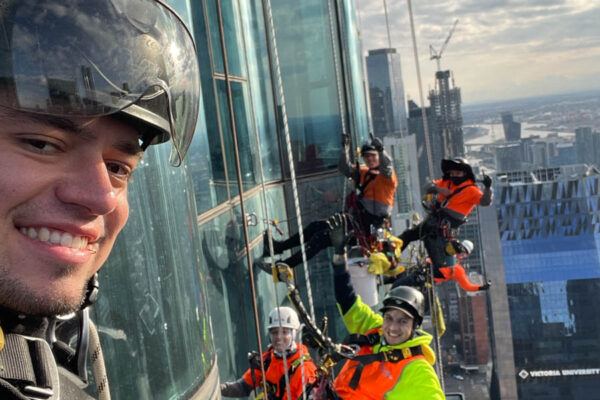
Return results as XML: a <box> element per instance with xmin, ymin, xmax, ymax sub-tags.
<box><xmin>0</xmin><ymin>1</ymin><xmax>200</xmax><ymax>398</ymax></box>
<box><xmin>392</xmin><ymin>239</ymin><xmax>492</xmax><ymax>292</ymax></box>
<box><xmin>398</xmin><ymin>158</ymin><xmax>493</xmax><ymax>269</ymax></box>
<box><xmin>326</xmin><ymin>214</ymin><xmax>444</xmax><ymax>399</ymax></box>
<box><xmin>221</xmin><ymin>307</ymin><xmax>317</xmax><ymax>400</ymax></box>
<box><xmin>258</xmin><ymin>135</ymin><xmax>397</xmax><ymax>270</ymax></box>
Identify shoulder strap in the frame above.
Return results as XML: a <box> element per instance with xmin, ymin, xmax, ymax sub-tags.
<box><xmin>274</xmin><ymin>353</ymin><xmax>312</xmax><ymax>400</ymax></box>
<box><xmin>348</xmin><ymin>345</ymin><xmax>423</xmax><ymax>390</ymax></box>
<box><xmin>356</xmin><ymin>170</ymin><xmax>377</xmax><ymax>197</ymax></box>
<box><xmin>444</xmin><ymin>184</ymin><xmax>475</xmax><ymax>202</ymax></box>
<box><xmin>344</xmin><ymin>331</ymin><xmax>380</xmax><ymax>346</ymax></box>
<box><xmin>0</xmin><ymin>334</ymin><xmax>59</xmax><ymax>399</ymax></box>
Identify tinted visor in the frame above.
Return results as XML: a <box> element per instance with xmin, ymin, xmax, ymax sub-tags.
<box><xmin>0</xmin><ymin>0</ymin><xmax>200</xmax><ymax>165</ymax></box>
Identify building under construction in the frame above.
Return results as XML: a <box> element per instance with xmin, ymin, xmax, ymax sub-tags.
<box><xmin>429</xmin><ymin>69</ymin><xmax>465</xmax><ymax>158</ymax></box>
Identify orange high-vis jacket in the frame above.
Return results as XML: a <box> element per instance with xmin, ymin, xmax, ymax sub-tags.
<box><xmin>335</xmin><ymin>328</ymin><xmax>428</xmax><ymax>400</ymax></box>
<box><xmin>359</xmin><ymin>165</ymin><xmax>398</xmax><ymax>215</ymax></box>
<box><xmin>242</xmin><ymin>344</ymin><xmax>316</xmax><ymax>400</ymax></box>
<box><xmin>334</xmin><ymin>298</ymin><xmax>444</xmax><ymax>399</ymax></box>
<box><xmin>434</xmin><ymin>178</ymin><xmax>483</xmax><ymax>217</ymax></box>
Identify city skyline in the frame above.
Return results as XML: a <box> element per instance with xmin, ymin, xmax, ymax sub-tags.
<box><xmin>356</xmin><ymin>0</ymin><xmax>600</xmax><ymax>105</ymax></box>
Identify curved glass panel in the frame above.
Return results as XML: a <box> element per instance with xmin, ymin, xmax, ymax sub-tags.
<box><xmin>240</xmin><ymin>0</ymin><xmax>281</xmax><ymax>182</ymax></box>
<box><xmin>92</xmin><ymin>144</ymin><xmax>215</xmax><ymax>399</ymax></box>
<box><xmin>339</xmin><ymin>0</ymin><xmax>369</xmax><ymax>144</ymax></box>
<box><xmin>200</xmin><ymin>189</ymin><xmax>289</xmax><ymax>383</ymax></box>
<box><xmin>271</xmin><ymin>0</ymin><xmax>344</xmax><ymax>175</ymax></box>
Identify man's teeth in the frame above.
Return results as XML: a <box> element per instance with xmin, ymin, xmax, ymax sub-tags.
<box><xmin>20</xmin><ymin>227</ymin><xmax>89</xmax><ymax>250</ymax></box>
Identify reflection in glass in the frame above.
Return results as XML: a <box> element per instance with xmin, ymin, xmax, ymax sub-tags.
<box><xmin>271</xmin><ymin>0</ymin><xmax>344</xmax><ymax>175</ymax></box>
<box><xmin>240</xmin><ymin>0</ymin><xmax>281</xmax><ymax>182</ymax></box>
<box><xmin>216</xmin><ymin>79</ymin><xmax>257</xmax><ymax>194</ymax></box>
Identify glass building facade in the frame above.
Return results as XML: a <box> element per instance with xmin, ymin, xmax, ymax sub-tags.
<box><xmin>496</xmin><ymin>166</ymin><xmax>600</xmax><ymax>399</ymax></box>
<box><xmin>85</xmin><ymin>0</ymin><xmax>370</xmax><ymax>398</ymax></box>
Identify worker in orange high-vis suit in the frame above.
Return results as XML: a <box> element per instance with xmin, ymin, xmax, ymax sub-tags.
<box><xmin>256</xmin><ymin>135</ymin><xmax>397</xmax><ymax>271</ymax></box>
<box><xmin>398</xmin><ymin>158</ymin><xmax>493</xmax><ymax>269</ymax></box>
<box><xmin>325</xmin><ymin>214</ymin><xmax>444</xmax><ymax>399</ymax></box>
<box><xmin>392</xmin><ymin>239</ymin><xmax>491</xmax><ymax>292</ymax></box>
<box><xmin>220</xmin><ymin>307</ymin><xmax>316</xmax><ymax>400</ymax></box>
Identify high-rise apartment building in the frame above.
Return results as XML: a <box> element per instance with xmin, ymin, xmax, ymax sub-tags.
<box><xmin>366</xmin><ymin>48</ymin><xmax>408</xmax><ymax>137</ymax></box>
<box><xmin>495</xmin><ymin>165</ymin><xmax>600</xmax><ymax>399</ymax></box>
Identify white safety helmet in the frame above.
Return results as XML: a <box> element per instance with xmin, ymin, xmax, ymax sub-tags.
<box><xmin>460</xmin><ymin>240</ymin><xmax>474</xmax><ymax>255</ymax></box>
<box><xmin>268</xmin><ymin>307</ymin><xmax>300</xmax><ymax>330</ymax></box>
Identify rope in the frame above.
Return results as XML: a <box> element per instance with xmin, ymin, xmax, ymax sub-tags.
<box><xmin>406</xmin><ymin>0</ymin><xmax>434</xmax><ymax>180</ymax></box>
<box><xmin>215</xmin><ymin>0</ymin><xmax>270</xmax><ymax>396</ymax></box>
<box><xmin>258</xmin><ymin>0</ymin><xmax>320</xmax><ymax>397</ymax></box>
<box><xmin>324</xmin><ymin>0</ymin><xmax>351</xmax><ymax>214</ymax></box>
<box><xmin>262</xmin><ymin>0</ymin><xmax>315</xmax><ymax>323</ymax></box>
<box><xmin>326</xmin><ymin>0</ymin><xmax>349</xmax><ymax>140</ymax></box>
<box><xmin>382</xmin><ymin>0</ymin><xmax>405</xmax><ymax>139</ymax></box>
<box><xmin>88</xmin><ymin>319</ymin><xmax>110</xmax><ymax>400</ymax></box>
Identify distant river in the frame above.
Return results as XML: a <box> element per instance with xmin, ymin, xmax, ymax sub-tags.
<box><xmin>464</xmin><ymin>123</ymin><xmax>574</xmax><ymax>145</ymax></box>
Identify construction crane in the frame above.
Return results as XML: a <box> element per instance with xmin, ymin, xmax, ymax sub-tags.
<box><xmin>429</xmin><ymin>19</ymin><xmax>459</xmax><ymax>71</ymax></box>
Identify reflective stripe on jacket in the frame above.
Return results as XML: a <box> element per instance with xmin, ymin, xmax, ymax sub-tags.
<box><xmin>242</xmin><ymin>344</ymin><xmax>316</xmax><ymax>400</ymax></box>
<box><xmin>334</xmin><ymin>296</ymin><xmax>445</xmax><ymax>400</ymax></box>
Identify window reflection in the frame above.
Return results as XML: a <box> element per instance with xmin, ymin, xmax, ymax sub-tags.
<box><xmin>271</xmin><ymin>0</ymin><xmax>344</xmax><ymax>175</ymax></box>
<box><xmin>216</xmin><ymin>79</ymin><xmax>258</xmax><ymax>194</ymax></box>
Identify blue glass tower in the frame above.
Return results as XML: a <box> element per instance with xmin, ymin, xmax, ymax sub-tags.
<box><xmin>496</xmin><ymin>165</ymin><xmax>600</xmax><ymax>399</ymax></box>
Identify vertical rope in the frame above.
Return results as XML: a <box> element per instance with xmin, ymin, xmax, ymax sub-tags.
<box><xmin>88</xmin><ymin>319</ymin><xmax>110</xmax><ymax>400</ymax></box>
<box><xmin>382</xmin><ymin>0</ymin><xmax>404</xmax><ymax>139</ymax></box>
<box><xmin>326</xmin><ymin>0</ymin><xmax>349</xmax><ymax>139</ymax></box>
<box><xmin>262</xmin><ymin>0</ymin><xmax>316</xmax><ymax>322</ymax></box>
<box><xmin>214</xmin><ymin>0</ymin><xmax>270</xmax><ymax>395</ymax></box>
<box><xmin>235</xmin><ymin>2</ymin><xmax>299</xmax><ymax>396</ymax></box>
<box><xmin>256</xmin><ymin>0</ymin><xmax>321</xmax><ymax>397</ymax></box>
<box><xmin>326</xmin><ymin>0</ymin><xmax>351</xmax><ymax>213</ymax></box>
<box><xmin>407</xmin><ymin>0</ymin><xmax>434</xmax><ymax>180</ymax></box>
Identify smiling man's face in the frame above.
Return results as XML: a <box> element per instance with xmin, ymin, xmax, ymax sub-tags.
<box><xmin>0</xmin><ymin>108</ymin><xmax>143</xmax><ymax>316</ymax></box>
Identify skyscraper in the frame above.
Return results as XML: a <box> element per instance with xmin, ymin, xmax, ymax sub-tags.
<box><xmin>366</xmin><ymin>48</ymin><xmax>408</xmax><ymax>137</ymax></box>
<box><xmin>575</xmin><ymin>126</ymin><xmax>600</xmax><ymax>165</ymax></box>
<box><xmin>501</xmin><ymin>112</ymin><xmax>522</xmax><ymax>141</ymax></box>
<box><xmin>495</xmin><ymin>165</ymin><xmax>600</xmax><ymax>399</ymax></box>
<box><xmin>407</xmin><ymin>99</ymin><xmax>444</xmax><ymax>189</ymax></box>
<box><xmin>429</xmin><ymin>70</ymin><xmax>465</xmax><ymax>158</ymax></box>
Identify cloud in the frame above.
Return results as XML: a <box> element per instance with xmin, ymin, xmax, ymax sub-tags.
<box><xmin>357</xmin><ymin>0</ymin><xmax>600</xmax><ymax>103</ymax></box>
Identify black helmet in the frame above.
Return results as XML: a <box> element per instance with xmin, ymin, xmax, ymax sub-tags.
<box><xmin>360</xmin><ymin>141</ymin><xmax>378</xmax><ymax>156</ymax></box>
<box><xmin>441</xmin><ymin>158</ymin><xmax>476</xmax><ymax>182</ymax></box>
<box><xmin>0</xmin><ymin>0</ymin><xmax>201</xmax><ymax>165</ymax></box>
<box><xmin>380</xmin><ymin>286</ymin><xmax>425</xmax><ymax>326</ymax></box>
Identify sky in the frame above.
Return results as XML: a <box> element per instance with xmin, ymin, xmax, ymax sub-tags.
<box><xmin>355</xmin><ymin>0</ymin><xmax>600</xmax><ymax>105</ymax></box>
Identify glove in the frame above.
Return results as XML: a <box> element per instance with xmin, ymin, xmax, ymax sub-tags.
<box><xmin>247</xmin><ymin>351</ymin><xmax>261</xmax><ymax>369</ymax></box>
<box><xmin>371</xmin><ymin>136</ymin><xmax>384</xmax><ymax>152</ymax></box>
<box><xmin>327</xmin><ymin>213</ymin><xmax>349</xmax><ymax>255</ymax></box>
<box><xmin>342</xmin><ymin>133</ymin><xmax>350</xmax><ymax>147</ymax></box>
<box><xmin>482</xmin><ymin>174</ymin><xmax>492</xmax><ymax>188</ymax></box>
<box><xmin>479</xmin><ymin>280</ymin><xmax>492</xmax><ymax>291</ymax></box>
